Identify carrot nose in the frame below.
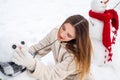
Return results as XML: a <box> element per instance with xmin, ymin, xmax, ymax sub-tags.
<box><xmin>104</xmin><ymin>0</ymin><xmax>109</xmax><ymax>4</ymax></box>
<box><xmin>19</xmin><ymin>46</ymin><xmax>22</xmax><ymax>50</ymax></box>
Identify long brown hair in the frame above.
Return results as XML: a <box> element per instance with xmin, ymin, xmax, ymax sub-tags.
<box><xmin>62</xmin><ymin>15</ymin><xmax>92</xmax><ymax>80</ymax></box>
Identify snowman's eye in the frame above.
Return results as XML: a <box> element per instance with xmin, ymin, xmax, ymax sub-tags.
<box><xmin>21</xmin><ymin>41</ymin><xmax>25</xmax><ymax>45</ymax></box>
<box><xmin>100</xmin><ymin>1</ymin><xmax>103</xmax><ymax>3</ymax></box>
<box><xmin>12</xmin><ymin>44</ymin><xmax>17</xmax><ymax>49</ymax></box>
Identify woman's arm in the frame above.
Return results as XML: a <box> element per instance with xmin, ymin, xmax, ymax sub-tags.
<box><xmin>28</xmin><ymin>53</ymin><xmax>77</xmax><ymax>80</ymax></box>
<box><xmin>29</xmin><ymin>29</ymin><xmax>55</xmax><ymax>57</ymax></box>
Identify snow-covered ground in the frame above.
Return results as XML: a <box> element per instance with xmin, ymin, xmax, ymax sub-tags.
<box><xmin>0</xmin><ymin>0</ymin><xmax>120</xmax><ymax>80</ymax></box>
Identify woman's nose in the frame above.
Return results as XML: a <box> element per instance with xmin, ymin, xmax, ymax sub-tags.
<box><xmin>61</xmin><ymin>31</ymin><xmax>67</xmax><ymax>39</ymax></box>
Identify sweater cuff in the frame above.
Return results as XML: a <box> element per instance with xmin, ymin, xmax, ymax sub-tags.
<box><xmin>27</xmin><ymin>59</ymin><xmax>36</xmax><ymax>72</ymax></box>
<box><xmin>27</xmin><ymin>59</ymin><xmax>46</xmax><ymax>79</ymax></box>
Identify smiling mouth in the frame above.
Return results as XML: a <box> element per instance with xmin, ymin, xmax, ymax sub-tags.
<box><xmin>102</xmin><ymin>5</ymin><xmax>107</xmax><ymax>8</ymax></box>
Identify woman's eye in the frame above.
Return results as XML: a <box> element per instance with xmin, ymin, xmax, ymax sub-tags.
<box><xmin>12</xmin><ymin>44</ymin><xmax>17</xmax><ymax>49</ymax></box>
<box><xmin>67</xmin><ymin>33</ymin><xmax>72</xmax><ymax>38</ymax></box>
<box><xmin>21</xmin><ymin>41</ymin><xmax>25</xmax><ymax>45</ymax></box>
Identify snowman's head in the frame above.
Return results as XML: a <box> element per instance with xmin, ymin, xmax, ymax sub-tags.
<box><xmin>0</xmin><ymin>30</ymin><xmax>30</xmax><ymax>62</ymax></box>
<box><xmin>91</xmin><ymin>0</ymin><xmax>109</xmax><ymax>13</ymax></box>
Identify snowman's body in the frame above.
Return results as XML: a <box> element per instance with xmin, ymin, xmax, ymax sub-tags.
<box><xmin>89</xmin><ymin>14</ymin><xmax>114</xmax><ymax>66</ymax></box>
<box><xmin>89</xmin><ymin>16</ymin><xmax>108</xmax><ymax>66</ymax></box>
<box><xmin>0</xmin><ymin>29</ymin><xmax>36</xmax><ymax>80</ymax></box>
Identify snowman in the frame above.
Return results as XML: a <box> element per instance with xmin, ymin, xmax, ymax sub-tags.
<box><xmin>89</xmin><ymin>0</ymin><xmax>119</xmax><ymax>66</ymax></box>
<box><xmin>0</xmin><ymin>29</ymin><xmax>36</xmax><ymax>80</ymax></box>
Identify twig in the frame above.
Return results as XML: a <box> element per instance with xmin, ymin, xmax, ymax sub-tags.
<box><xmin>113</xmin><ymin>1</ymin><xmax>120</xmax><ymax>9</ymax></box>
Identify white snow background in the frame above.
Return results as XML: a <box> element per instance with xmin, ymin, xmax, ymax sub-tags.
<box><xmin>0</xmin><ymin>0</ymin><xmax>120</xmax><ymax>80</ymax></box>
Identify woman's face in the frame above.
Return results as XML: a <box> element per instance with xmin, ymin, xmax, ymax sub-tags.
<box><xmin>58</xmin><ymin>23</ymin><xmax>75</xmax><ymax>42</ymax></box>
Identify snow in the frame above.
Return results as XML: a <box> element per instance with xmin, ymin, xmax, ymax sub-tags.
<box><xmin>0</xmin><ymin>0</ymin><xmax>120</xmax><ymax>80</ymax></box>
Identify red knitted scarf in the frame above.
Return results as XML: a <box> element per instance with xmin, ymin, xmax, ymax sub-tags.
<box><xmin>89</xmin><ymin>9</ymin><xmax>119</xmax><ymax>62</ymax></box>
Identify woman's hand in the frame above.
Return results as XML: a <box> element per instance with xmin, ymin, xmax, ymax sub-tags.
<box><xmin>12</xmin><ymin>47</ymin><xmax>36</xmax><ymax>71</ymax></box>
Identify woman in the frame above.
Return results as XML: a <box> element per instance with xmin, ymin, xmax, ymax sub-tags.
<box><xmin>12</xmin><ymin>15</ymin><xmax>93</xmax><ymax>80</ymax></box>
